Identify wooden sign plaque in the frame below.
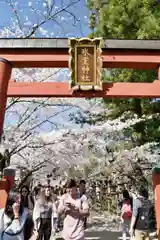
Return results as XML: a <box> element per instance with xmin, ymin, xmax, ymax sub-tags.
<box><xmin>69</xmin><ymin>38</ymin><xmax>103</xmax><ymax>91</ymax></box>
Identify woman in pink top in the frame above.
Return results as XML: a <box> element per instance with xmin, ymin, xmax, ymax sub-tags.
<box><xmin>58</xmin><ymin>179</ymin><xmax>89</xmax><ymax>240</ymax></box>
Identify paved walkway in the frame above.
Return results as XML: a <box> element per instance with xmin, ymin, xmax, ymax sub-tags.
<box><xmin>51</xmin><ymin>214</ymin><xmax>124</xmax><ymax>240</ymax></box>
<box><xmin>31</xmin><ymin>213</ymin><xmax>125</xmax><ymax>240</ymax></box>
<box><xmin>52</xmin><ymin>231</ymin><xmax>122</xmax><ymax>240</ymax></box>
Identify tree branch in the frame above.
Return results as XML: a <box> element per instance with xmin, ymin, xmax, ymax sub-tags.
<box><xmin>25</xmin><ymin>0</ymin><xmax>80</xmax><ymax>38</ymax></box>
<box><xmin>18</xmin><ymin>161</ymin><xmax>47</xmax><ymax>188</ymax></box>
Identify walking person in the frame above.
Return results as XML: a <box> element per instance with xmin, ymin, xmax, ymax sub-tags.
<box><xmin>0</xmin><ymin>189</ymin><xmax>28</xmax><ymax>240</ymax></box>
<box><xmin>52</xmin><ymin>194</ymin><xmax>60</xmax><ymax>234</ymax></box>
<box><xmin>58</xmin><ymin>179</ymin><xmax>89</xmax><ymax>240</ymax></box>
<box><xmin>33</xmin><ymin>187</ymin><xmax>52</xmax><ymax>240</ymax></box>
<box><xmin>79</xmin><ymin>180</ymin><xmax>86</xmax><ymax>197</ymax></box>
<box><xmin>120</xmin><ymin>190</ymin><xmax>133</xmax><ymax>240</ymax></box>
<box><xmin>20</xmin><ymin>185</ymin><xmax>34</xmax><ymax>212</ymax></box>
<box><xmin>20</xmin><ymin>185</ymin><xmax>34</xmax><ymax>240</ymax></box>
<box><xmin>129</xmin><ymin>187</ymin><xmax>157</xmax><ymax>240</ymax></box>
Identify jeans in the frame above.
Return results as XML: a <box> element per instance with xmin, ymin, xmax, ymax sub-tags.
<box><xmin>24</xmin><ymin>214</ymin><xmax>34</xmax><ymax>240</ymax></box>
<box><xmin>37</xmin><ymin>218</ymin><xmax>51</xmax><ymax>240</ymax></box>
<box><xmin>122</xmin><ymin>219</ymin><xmax>131</xmax><ymax>239</ymax></box>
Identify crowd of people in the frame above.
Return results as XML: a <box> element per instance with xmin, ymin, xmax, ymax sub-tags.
<box><xmin>0</xmin><ymin>179</ymin><xmax>89</xmax><ymax>240</ymax></box>
<box><xmin>0</xmin><ymin>178</ymin><xmax>158</xmax><ymax>240</ymax></box>
<box><xmin>119</xmin><ymin>187</ymin><xmax>157</xmax><ymax>240</ymax></box>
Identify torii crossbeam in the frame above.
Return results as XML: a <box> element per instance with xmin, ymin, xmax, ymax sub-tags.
<box><xmin>0</xmin><ymin>39</ymin><xmax>160</xmax><ymax>98</ymax></box>
<box><xmin>1</xmin><ymin>38</ymin><xmax>160</xmax><ymax>139</ymax></box>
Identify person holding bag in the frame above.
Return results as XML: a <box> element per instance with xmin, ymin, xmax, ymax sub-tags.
<box><xmin>129</xmin><ymin>187</ymin><xmax>157</xmax><ymax>240</ymax></box>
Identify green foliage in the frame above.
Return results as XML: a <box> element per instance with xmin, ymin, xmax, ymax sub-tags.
<box><xmin>87</xmin><ymin>0</ymin><xmax>160</xmax><ymax>146</ymax></box>
<box><xmin>88</xmin><ymin>0</ymin><xmax>160</xmax><ymax>39</ymax></box>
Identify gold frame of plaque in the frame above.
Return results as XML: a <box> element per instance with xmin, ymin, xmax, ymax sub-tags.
<box><xmin>68</xmin><ymin>38</ymin><xmax>103</xmax><ymax>91</ymax></box>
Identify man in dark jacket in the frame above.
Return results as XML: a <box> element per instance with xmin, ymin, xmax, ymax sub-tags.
<box><xmin>129</xmin><ymin>187</ymin><xmax>157</xmax><ymax>240</ymax></box>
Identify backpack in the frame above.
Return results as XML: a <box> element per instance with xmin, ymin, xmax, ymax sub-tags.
<box><xmin>135</xmin><ymin>198</ymin><xmax>156</xmax><ymax>231</ymax></box>
<box><xmin>122</xmin><ymin>199</ymin><xmax>132</xmax><ymax>220</ymax></box>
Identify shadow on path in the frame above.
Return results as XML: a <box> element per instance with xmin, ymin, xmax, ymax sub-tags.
<box><xmin>87</xmin><ymin>221</ymin><xmax>106</xmax><ymax>229</ymax></box>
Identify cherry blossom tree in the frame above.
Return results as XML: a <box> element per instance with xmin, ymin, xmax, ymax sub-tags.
<box><xmin>0</xmin><ymin>0</ymin><xmax>159</xmax><ymax>188</ymax></box>
<box><xmin>37</xmin><ymin>111</ymin><xmax>159</xmax><ymax>186</ymax></box>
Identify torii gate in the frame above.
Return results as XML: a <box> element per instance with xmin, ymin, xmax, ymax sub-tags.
<box><xmin>1</xmin><ymin>38</ymin><xmax>160</xmax><ymax>138</ymax></box>
<box><xmin>1</xmin><ymin>38</ymin><xmax>160</xmax><ymax>236</ymax></box>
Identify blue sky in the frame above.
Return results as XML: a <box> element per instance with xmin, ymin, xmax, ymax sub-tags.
<box><xmin>0</xmin><ymin>0</ymin><xmax>91</xmax><ymax>37</ymax></box>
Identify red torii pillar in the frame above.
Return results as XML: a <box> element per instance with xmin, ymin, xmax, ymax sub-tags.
<box><xmin>0</xmin><ymin>58</ymin><xmax>12</xmax><ymax>142</ymax></box>
<box><xmin>0</xmin><ymin>59</ymin><xmax>12</xmax><ymax>208</ymax></box>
